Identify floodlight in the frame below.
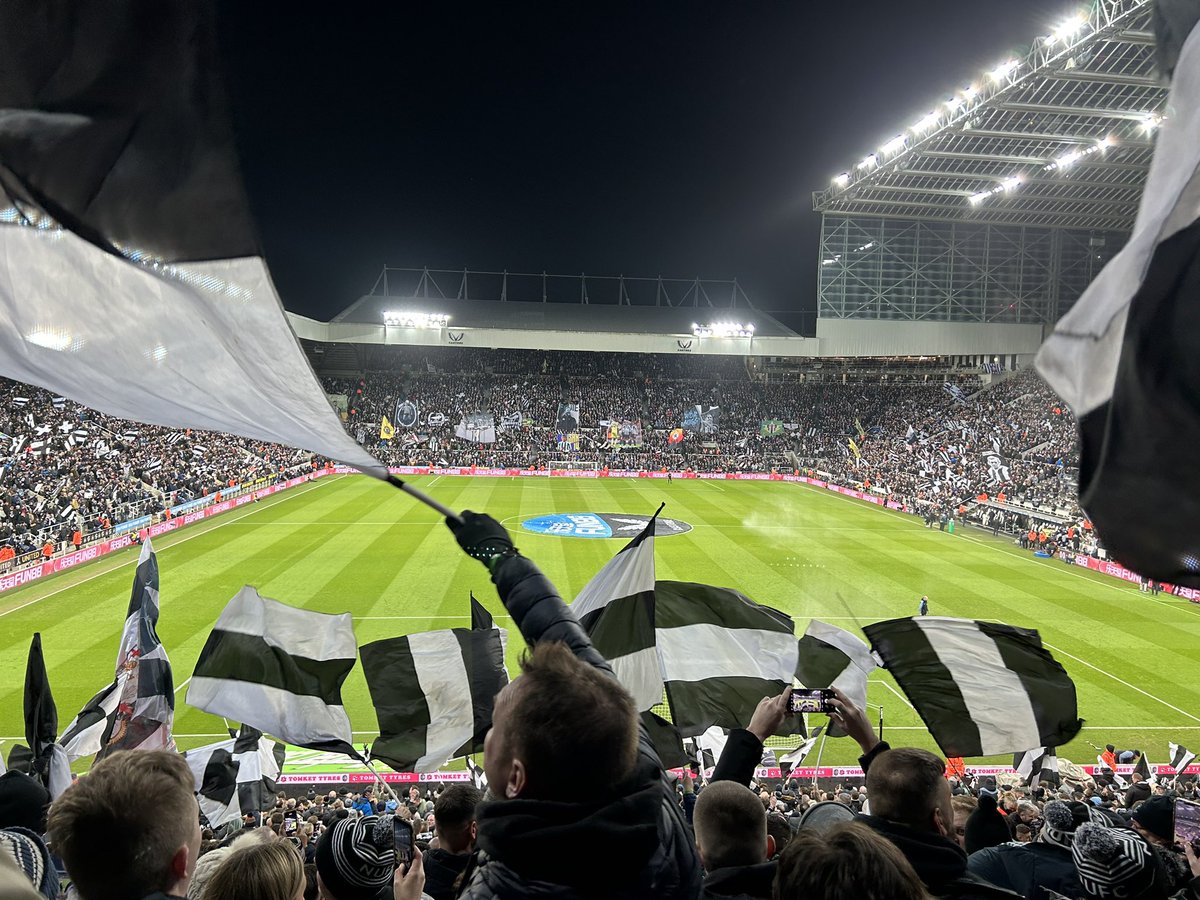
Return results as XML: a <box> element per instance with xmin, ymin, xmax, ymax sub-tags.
<box><xmin>833</xmin><ymin>172</ymin><xmax>851</xmax><ymax>186</ymax></box>
<box><xmin>989</xmin><ymin>59</ymin><xmax>1019</xmax><ymax>81</ymax></box>
<box><xmin>881</xmin><ymin>135</ymin><xmax>907</xmax><ymax>155</ymax></box>
<box><xmin>857</xmin><ymin>154</ymin><xmax>877</xmax><ymax>170</ymax></box>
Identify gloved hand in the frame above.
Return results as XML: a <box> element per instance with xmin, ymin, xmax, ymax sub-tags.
<box><xmin>446</xmin><ymin>511</ymin><xmax>516</xmax><ymax>567</ymax></box>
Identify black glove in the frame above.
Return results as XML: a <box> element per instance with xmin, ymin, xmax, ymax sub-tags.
<box><xmin>446</xmin><ymin>511</ymin><xmax>516</xmax><ymax>567</ymax></box>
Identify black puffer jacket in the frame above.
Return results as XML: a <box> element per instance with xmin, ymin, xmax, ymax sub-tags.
<box><xmin>457</xmin><ymin>554</ymin><xmax>702</xmax><ymax>900</ymax></box>
<box><xmin>966</xmin><ymin>841</ymin><xmax>1082</xmax><ymax>899</ymax></box>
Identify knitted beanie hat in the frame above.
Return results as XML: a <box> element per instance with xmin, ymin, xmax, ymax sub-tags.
<box><xmin>1071</xmin><ymin>823</ymin><xmax>1157</xmax><ymax>899</ymax></box>
<box><xmin>0</xmin><ymin>827</ymin><xmax>58</xmax><ymax>900</ymax></box>
<box><xmin>0</xmin><ymin>773</ymin><xmax>50</xmax><ymax>833</ymax></box>
<box><xmin>1039</xmin><ymin>800</ymin><xmax>1092</xmax><ymax>851</ymax></box>
<box><xmin>964</xmin><ymin>792</ymin><xmax>1012</xmax><ymax>854</ymax></box>
<box><xmin>316</xmin><ymin>814</ymin><xmax>394</xmax><ymax>900</ymax></box>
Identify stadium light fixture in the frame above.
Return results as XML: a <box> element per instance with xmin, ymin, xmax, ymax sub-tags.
<box><xmin>1049</xmin><ymin>13</ymin><xmax>1087</xmax><ymax>44</ymax></box>
<box><xmin>944</xmin><ymin>95</ymin><xmax>962</xmax><ymax>112</ymax></box>
<box><xmin>1140</xmin><ymin>114</ymin><xmax>1162</xmax><ymax>134</ymax></box>
<box><xmin>911</xmin><ymin>111</ymin><xmax>940</xmax><ymax>133</ymax></box>
<box><xmin>881</xmin><ymin>135</ymin><xmax>907</xmax><ymax>156</ymax></box>
<box><xmin>857</xmin><ymin>154</ymin><xmax>878</xmax><ymax>170</ymax></box>
<box><xmin>961</xmin><ymin>85</ymin><xmax>978</xmax><ymax>101</ymax></box>
<box><xmin>382</xmin><ymin>311</ymin><xmax>450</xmax><ymax>328</ymax></box>
<box><xmin>833</xmin><ymin>172</ymin><xmax>851</xmax><ymax>186</ymax></box>
<box><xmin>692</xmin><ymin>322</ymin><xmax>755</xmax><ymax>338</ymax></box>
<box><xmin>989</xmin><ymin>59</ymin><xmax>1019</xmax><ymax>82</ymax></box>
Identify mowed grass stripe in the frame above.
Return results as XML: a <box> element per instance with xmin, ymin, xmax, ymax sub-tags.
<box><xmin>1</xmin><ymin>474</ymin><xmax>1197</xmax><ymax>764</ymax></box>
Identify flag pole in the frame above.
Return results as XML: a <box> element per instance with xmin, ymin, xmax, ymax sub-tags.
<box><xmin>810</xmin><ymin>731</ymin><xmax>829</xmax><ymax>786</ymax></box>
<box><xmin>360</xmin><ymin>756</ymin><xmax>402</xmax><ymax>805</ymax></box>
<box><xmin>386</xmin><ymin>474</ymin><xmax>462</xmax><ymax>524</ymax></box>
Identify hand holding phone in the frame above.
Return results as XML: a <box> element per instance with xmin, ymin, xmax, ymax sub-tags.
<box><xmin>789</xmin><ymin>688</ymin><xmax>835</xmax><ymax>715</ymax></box>
<box><xmin>1175</xmin><ymin>798</ymin><xmax>1200</xmax><ymax>854</ymax></box>
<box><xmin>393</xmin><ymin>817</ymin><xmax>414</xmax><ymax>872</ymax></box>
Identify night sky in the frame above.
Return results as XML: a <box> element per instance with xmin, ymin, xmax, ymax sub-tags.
<box><xmin>223</xmin><ymin>1</ymin><xmax>1068</xmax><ymax>326</ymax></box>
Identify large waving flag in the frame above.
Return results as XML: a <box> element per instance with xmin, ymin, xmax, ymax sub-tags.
<box><xmin>571</xmin><ymin>508</ymin><xmax>663</xmax><ymax>711</ymax></box>
<box><xmin>0</xmin><ymin>0</ymin><xmax>382</xmax><ymax>476</ymax></box>
<box><xmin>60</xmin><ymin>540</ymin><xmax>175</xmax><ymax>760</ymax></box>
<box><xmin>863</xmin><ymin>617</ymin><xmax>1082</xmax><ymax>758</ymax></box>
<box><xmin>1171</xmin><ymin>742</ymin><xmax>1197</xmax><ymax>778</ymax></box>
<box><xmin>1035</xmin><ymin>19</ymin><xmax>1200</xmax><ymax>584</ymax></box>
<box><xmin>361</xmin><ymin>627</ymin><xmax>509</xmax><ymax>773</ymax></box>
<box><xmin>188</xmin><ymin>587</ymin><xmax>359</xmax><ymax>755</ymax></box>
<box><xmin>655</xmin><ymin>581</ymin><xmax>800</xmax><ymax>737</ymax></box>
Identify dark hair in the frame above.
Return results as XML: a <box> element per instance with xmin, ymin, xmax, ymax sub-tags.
<box><xmin>864</xmin><ymin>748</ymin><xmax>947</xmax><ymax>828</ymax></box>
<box><xmin>774</xmin><ymin>821</ymin><xmax>933</xmax><ymax>900</ymax></box>
<box><xmin>434</xmin><ymin>784</ymin><xmax>483</xmax><ymax>853</ymax></box>
<box><xmin>47</xmin><ymin>750</ymin><xmax>197</xmax><ymax>900</ymax></box>
<box><xmin>508</xmin><ymin>641</ymin><xmax>638</xmax><ymax>802</ymax></box>
<box><xmin>694</xmin><ymin>781</ymin><xmax>768</xmax><ymax>871</ymax></box>
<box><xmin>766</xmin><ymin>812</ymin><xmax>792</xmax><ymax>857</ymax></box>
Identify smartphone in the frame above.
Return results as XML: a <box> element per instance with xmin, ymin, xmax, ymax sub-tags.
<box><xmin>1175</xmin><ymin>798</ymin><xmax>1200</xmax><ymax>851</ymax></box>
<box><xmin>789</xmin><ymin>688</ymin><xmax>835</xmax><ymax>714</ymax></box>
<box><xmin>393</xmin><ymin>817</ymin><xmax>414</xmax><ymax>871</ymax></box>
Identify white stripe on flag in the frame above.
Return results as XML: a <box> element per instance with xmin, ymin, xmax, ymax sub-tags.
<box><xmin>186</xmin><ymin>677</ymin><xmax>352</xmax><ymax>748</ymax></box>
<box><xmin>214</xmin><ymin>587</ymin><xmax>358</xmax><ymax>661</ymax></box>
<box><xmin>916</xmin><ymin>618</ymin><xmax>1041</xmax><ymax>756</ymax></box>
<box><xmin>571</xmin><ymin>537</ymin><xmax>654</xmax><ymax>619</ymax></box>
<box><xmin>407</xmin><ymin>630</ymin><xmax>476</xmax><ymax>773</ymax></box>
<box><xmin>611</xmin><ymin>646</ymin><xmax>666</xmax><ymax>712</ymax></box>
<box><xmin>657</xmin><ymin>623</ymin><xmax>799</xmax><ymax>684</ymax></box>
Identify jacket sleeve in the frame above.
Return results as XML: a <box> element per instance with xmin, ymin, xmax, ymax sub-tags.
<box><xmin>858</xmin><ymin>740</ymin><xmax>891</xmax><ymax>774</ymax></box>
<box><xmin>711</xmin><ymin>729</ymin><xmax>765</xmax><ymax>787</ymax></box>
<box><xmin>490</xmin><ymin>553</ymin><xmax>611</xmax><ymax>674</ymax></box>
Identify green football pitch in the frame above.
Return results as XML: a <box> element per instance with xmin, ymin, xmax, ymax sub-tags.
<box><xmin>2</xmin><ymin>473</ymin><xmax>1199</xmax><ymax>771</ymax></box>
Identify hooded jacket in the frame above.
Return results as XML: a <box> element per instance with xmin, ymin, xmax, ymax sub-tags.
<box><xmin>966</xmin><ymin>841</ymin><xmax>1082</xmax><ymax>899</ymax></box>
<box><xmin>456</xmin><ymin>553</ymin><xmax>701</xmax><ymax>900</ymax></box>
<box><xmin>859</xmin><ymin>815</ymin><xmax>1020</xmax><ymax>900</ymax></box>
<box><xmin>699</xmin><ymin>861</ymin><xmax>776</xmax><ymax>900</ymax></box>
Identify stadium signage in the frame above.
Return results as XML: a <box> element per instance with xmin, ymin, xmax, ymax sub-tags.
<box><xmin>520</xmin><ymin>512</ymin><xmax>693</xmax><ymax>539</ymax></box>
<box><xmin>675</xmin><ymin>339</ymin><xmax>693</xmax><ymax>352</ymax></box>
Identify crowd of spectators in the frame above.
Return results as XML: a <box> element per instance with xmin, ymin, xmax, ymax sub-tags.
<box><xmin>1</xmin><ymin>511</ymin><xmax>1196</xmax><ymax>900</ymax></box>
<box><xmin>0</xmin><ymin>348</ymin><xmax>1090</xmax><ymax>569</ymax></box>
<box><xmin>0</xmin><ymin>380</ymin><xmax>309</xmax><ymax>564</ymax></box>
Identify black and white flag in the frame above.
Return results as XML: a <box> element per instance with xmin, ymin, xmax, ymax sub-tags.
<box><xmin>1133</xmin><ymin>751</ymin><xmax>1156</xmax><ymax>787</ymax></box>
<box><xmin>184</xmin><ymin>724</ymin><xmax>285</xmax><ymax>829</ymax></box>
<box><xmin>23</xmin><ymin>634</ymin><xmax>71</xmax><ymax>798</ymax></box>
<box><xmin>187</xmin><ymin>587</ymin><xmax>358</xmax><ymax>754</ymax></box>
<box><xmin>361</xmin><ymin>626</ymin><xmax>508</xmax><ymax>773</ymax></box>
<box><xmin>470</xmin><ymin>593</ymin><xmax>494</xmax><ymax>631</ymax></box>
<box><xmin>60</xmin><ymin>539</ymin><xmax>175</xmax><ymax>759</ymax></box>
<box><xmin>863</xmin><ymin>617</ymin><xmax>1082</xmax><ymax>758</ymax></box>
<box><xmin>795</xmin><ymin>620</ymin><xmax>877</xmax><ymax>738</ymax></box>
<box><xmin>1035</xmin><ymin>19</ymin><xmax>1200</xmax><ymax>585</ymax></box>
<box><xmin>50</xmin><ymin>397</ymin><xmax>66</xmax><ymax>410</ymax></box>
<box><xmin>656</xmin><ymin>581</ymin><xmax>800</xmax><ymax>737</ymax></box>
<box><xmin>779</xmin><ymin>726</ymin><xmax>824</xmax><ymax>778</ymax></box>
<box><xmin>1171</xmin><ymin>742</ymin><xmax>1197</xmax><ymax>777</ymax></box>
<box><xmin>0</xmin><ymin>1</ymin><xmax>383</xmax><ymax>477</ymax></box>
<box><xmin>570</xmin><ymin>508</ymin><xmax>662</xmax><ymax>711</ymax></box>
<box><xmin>1013</xmin><ymin>747</ymin><xmax>1059</xmax><ymax>789</ymax></box>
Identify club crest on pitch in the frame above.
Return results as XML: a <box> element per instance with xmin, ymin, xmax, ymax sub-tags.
<box><xmin>521</xmin><ymin>513</ymin><xmax>692</xmax><ymax>539</ymax></box>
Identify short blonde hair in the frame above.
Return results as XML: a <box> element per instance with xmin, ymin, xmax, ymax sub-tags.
<box><xmin>200</xmin><ymin>839</ymin><xmax>303</xmax><ymax>900</ymax></box>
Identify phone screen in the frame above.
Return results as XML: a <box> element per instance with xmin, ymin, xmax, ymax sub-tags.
<box><xmin>1175</xmin><ymin>798</ymin><xmax>1200</xmax><ymax>851</ymax></box>
<box><xmin>789</xmin><ymin>689</ymin><xmax>834</xmax><ymax>715</ymax></box>
<box><xmin>393</xmin><ymin>818</ymin><xmax>413</xmax><ymax>870</ymax></box>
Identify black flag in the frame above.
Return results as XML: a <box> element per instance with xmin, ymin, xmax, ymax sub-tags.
<box><xmin>470</xmin><ymin>593</ymin><xmax>493</xmax><ymax>631</ymax></box>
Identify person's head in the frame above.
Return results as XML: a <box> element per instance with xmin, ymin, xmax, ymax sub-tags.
<box><xmin>47</xmin><ymin>750</ymin><xmax>201</xmax><ymax>900</ymax></box>
<box><xmin>433</xmin><ymin>785</ymin><xmax>481</xmax><ymax>855</ymax></box>
<box><xmin>1014</xmin><ymin>824</ymin><xmax>1032</xmax><ymax>842</ymax></box>
<box><xmin>1017</xmin><ymin>800</ymin><xmax>1041</xmax><ymax>824</ymax></box>
<box><xmin>949</xmin><ymin>795</ymin><xmax>977</xmax><ymax>849</ymax></box>
<box><xmin>864</xmin><ymin>748</ymin><xmax>953</xmax><ymax>838</ymax></box>
<box><xmin>484</xmin><ymin>641</ymin><xmax>637</xmax><ymax>804</ymax></box>
<box><xmin>314</xmin><ymin>815</ymin><xmax>393</xmax><ymax>900</ymax></box>
<box><xmin>766</xmin><ymin>813</ymin><xmax>792</xmax><ymax>858</ymax></box>
<box><xmin>0</xmin><ymin>772</ymin><xmax>51</xmax><ymax>834</ymax></box>
<box><xmin>693</xmin><ymin>781</ymin><xmax>773</xmax><ymax>872</ymax></box>
<box><xmin>408</xmin><ymin>787</ymin><xmax>419</xmax><ymax>802</ymax></box>
<box><xmin>774</xmin><ymin>821</ymin><xmax>933</xmax><ymax>900</ymax></box>
<box><xmin>203</xmin><ymin>839</ymin><xmax>304</xmax><ymax>900</ymax></box>
<box><xmin>1131</xmin><ymin>795</ymin><xmax>1174</xmax><ymax>847</ymax></box>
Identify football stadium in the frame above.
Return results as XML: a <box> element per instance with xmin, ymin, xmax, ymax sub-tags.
<box><xmin>3</xmin><ymin>2</ymin><xmax>1200</xmax><ymax>899</ymax></box>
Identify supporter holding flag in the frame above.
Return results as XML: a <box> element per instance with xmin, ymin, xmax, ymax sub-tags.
<box><xmin>443</xmin><ymin>510</ymin><xmax>700</xmax><ymax>898</ymax></box>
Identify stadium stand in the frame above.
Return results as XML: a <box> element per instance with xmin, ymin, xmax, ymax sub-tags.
<box><xmin>0</xmin><ymin>349</ymin><xmax>1098</xmax><ymax>572</ymax></box>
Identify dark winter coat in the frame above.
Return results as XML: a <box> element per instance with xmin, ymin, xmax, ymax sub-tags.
<box><xmin>699</xmin><ymin>861</ymin><xmax>776</xmax><ymax>900</ymax></box>
<box><xmin>967</xmin><ymin>841</ymin><xmax>1082</xmax><ymax>900</ymax></box>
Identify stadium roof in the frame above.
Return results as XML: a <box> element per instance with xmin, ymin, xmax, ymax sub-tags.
<box><xmin>812</xmin><ymin>0</ymin><xmax>1165</xmax><ymax>233</ymax></box>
